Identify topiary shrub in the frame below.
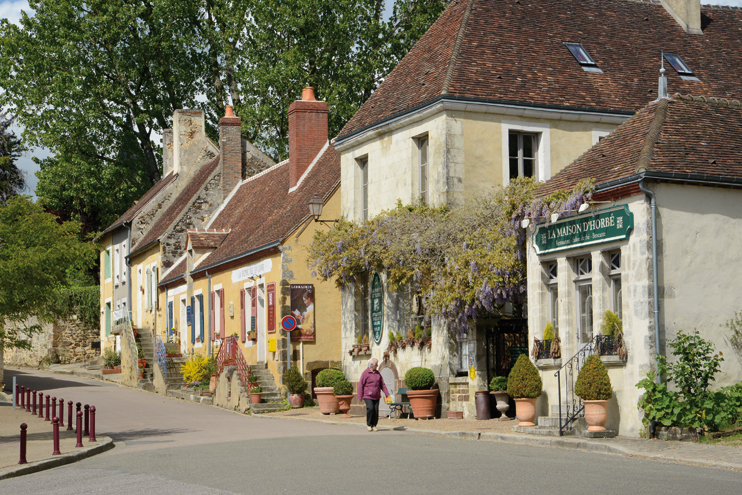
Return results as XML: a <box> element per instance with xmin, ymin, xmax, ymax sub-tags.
<box><xmin>575</xmin><ymin>355</ymin><xmax>612</xmax><ymax>401</ymax></box>
<box><xmin>543</xmin><ymin>322</ymin><xmax>555</xmax><ymax>341</ymax></box>
<box><xmin>601</xmin><ymin>310</ymin><xmax>622</xmax><ymax>336</ymax></box>
<box><xmin>404</xmin><ymin>367</ymin><xmax>435</xmax><ymax>390</ymax></box>
<box><xmin>489</xmin><ymin>376</ymin><xmax>509</xmax><ymax>392</ymax></box>
<box><xmin>284</xmin><ymin>366</ymin><xmax>307</xmax><ymax>395</ymax></box>
<box><xmin>333</xmin><ymin>380</ymin><xmax>354</xmax><ymax>396</ymax></box>
<box><xmin>507</xmin><ymin>354</ymin><xmax>542</xmax><ymax>398</ymax></box>
<box><xmin>316</xmin><ymin>368</ymin><xmax>345</xmax><ymax>388</ymax></box>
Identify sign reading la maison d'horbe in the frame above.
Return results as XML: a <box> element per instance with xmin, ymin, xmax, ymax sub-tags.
<box><xmin>533</xmin><ymin>205</ymin><xmax>634</xmax><ymax>254</ymax></box>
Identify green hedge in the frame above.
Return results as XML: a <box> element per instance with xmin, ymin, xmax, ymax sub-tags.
<box><xmin>404</xmin><ymin>367</ymin><xmax>435</xmax><ymax>390</ymax></box>
<box><xmin>316</xmin><ymin>368</ymin><xmax>345</xmax><ymax>388</ymax></box>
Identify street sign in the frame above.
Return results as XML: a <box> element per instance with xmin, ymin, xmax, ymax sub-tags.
<box><xmin>281</xmin><ymin>315</ymin><xmax>298</xmax><ymax>332</ymax></box>
<box><xmin>533</xmin><ymin>205</ymin><xmax>634</xmax><ymax>255</ymax></box>
<box><xmin>371</xmin><ymin>272</ymin><xmax>383</xmax><ymax>345</ymax></box>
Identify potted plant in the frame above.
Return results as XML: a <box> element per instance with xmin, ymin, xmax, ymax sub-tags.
<box><xmin>575</xmin><ymin>354</ymin><xmax>613</xmax><ymax>431</ymax></box>
<box><xmin>404</xmin><ymin>367</ymin><xmax>438</xmax><ymax>419</ymax></box>
<box><xmin>598</xmin><ymin>310</ymin><xmax>627</xmax><ymax>359</ymax></box>
<box><xmin>489</xmin><ymin>376</ymin><xmax>510</xmax><ymax>418</ymax></box>
<box><xmin>333</xmin><ymin>380</ymin><xmax>355</xmax><ymax>418</ymax></box>
<box><xmin>250</xmin><ymin>385</ymin><xmax>262</xmax><ymax>404</ymax></box>
<box><xmin>248</xmin><ymin>330</ymin><xmax>257</xmax><ymax>341</ymax></box>
<box><xmin>507</xmin><ymin>354</ymin><xmax>542</xmax><ymax>427</ymax></box>
<box><xmin>360</xmin><ymin>334</ymin><xmax>370</xmax><ymax>352</ymax></box>
<box><xmin>284</xmin><ymin>366</ymin><xmax>307</xmax><ymax>408</ymax></box>
<box><xmin>137</xmin><ymin>347</ymin><xmax>147</xmax><ymax>370</ymax></box>
<box><xmin>314</xmin><ymin>368</ymin><xmax>344</xmax><ymax>414</ymax></box>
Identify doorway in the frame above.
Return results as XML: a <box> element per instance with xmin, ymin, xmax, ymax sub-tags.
<box><xmin>180</xmin><ymin>296</ymin><xmax>187</xmax><ymax>353</ymax></box>
<box><xmin>257</xmin><ymin>283</ymin><xmax>266</xmax><ymax>362</ymax></box>
<box><xmin>481</xmin><ymin>318</ymin><xmax>528</xmax><ymax>386</ymax></box>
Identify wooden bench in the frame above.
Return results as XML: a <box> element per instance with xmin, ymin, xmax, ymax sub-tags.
<box><xmin>387</xmin><ymin>387</ymin><xmax>412</xmax><ymax>419</ymax></box>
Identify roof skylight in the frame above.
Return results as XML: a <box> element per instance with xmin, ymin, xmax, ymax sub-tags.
<box><xmin>663</xmin><ymin>52</ymin><xmax>699</xmax><ymax>81</ymax></box>
<box><xmin>564</xmin><ymin>42</ymin><xmax>603</xmax><ymax>73</ymax></box>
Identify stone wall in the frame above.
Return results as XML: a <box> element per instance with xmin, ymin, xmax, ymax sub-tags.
<box><xmin>4</xmin><ymin>315</ymin><xmax>100</xmax><ymax>367</ymax></box>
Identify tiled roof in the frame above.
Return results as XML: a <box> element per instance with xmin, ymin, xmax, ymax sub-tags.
<box><xmin>537</xmin><ymin>94</ymin><xmax>742</xmax><ymax>197</ymax></box>
<box><xmin>188</xmin><ymin>146</ymin><xmax>340</xmax><ymax>277</ymax></box>
<box><xmin>338</xmin><ymin>0</ymin><xmax>742</xmax><ymax>141</ymax></box>
<box><xmin>188</xmin><ymin>229</ymin><xmax>230</xmax><ymax>249</ymax></box>
<box><xmin>131</xmin><ymin>156</ymin><xmax>220</xmax><ymax>256</ymax></box>
<box><xmin>101</xmin><ymin>173</ymin><xmax>177</xmax><ymax>235</ymax></box>
<box><xmin>160</xmin><ymin>256</ymin><xmax>187</xmax><ymax>286</ymax></box>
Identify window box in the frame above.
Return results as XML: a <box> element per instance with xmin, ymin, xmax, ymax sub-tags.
<box><xmin>535</xmin><ymin>358</ymin><xmax>562</xmax><ymax>369</ymax></box>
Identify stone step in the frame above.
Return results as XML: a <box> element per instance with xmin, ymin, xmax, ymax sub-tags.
<box><xmin>250</xmin><ymin>402</ymin><xmax>286</xmax><ymax>413</ymax></box>
<box><xmin>513</xmin><ymin>426</ymin><xmax>577</xmax><ymax>436</ymax></box>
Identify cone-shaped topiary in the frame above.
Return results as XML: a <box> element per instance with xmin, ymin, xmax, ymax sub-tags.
<box><xmin>575</xmin><ymin>355</ymin><xmax>613</xmax><ymax>401</ymax></box>
<box><xmin>507</xmin><ymin>354</ymin><xmax>542</xmax><ymax>398</ymax></box>
<box><xmin>333</xmin><ymin>380</ymin><xmax>354</xmax><ymax>396</ymax></box>
<box><xmin>404</xmin><ymin>367</ymin><xmax>435</xmax><ymax>390</ymax></box>
<box><xmin>489</xmin><ymin>376</ymin><xmax>509</xmax><ymax>392</ymax></box>
<box><xmin>543</xmin><ymin>322</ymin><xmax>555</xmax><ymax>341</ymax></box>
<box><xmin>601</xmin><ymin>310</ymin><xmax>622</xmax><ymax>337</ymax></box>
<box><xmin>284</xmin><ymin>366</ymin><xmax>307</xmax><ymax>395</ymax></box>
<box><xmin>316</xmin><ymin>368</ymin><xmax>345</xmax><ymax>388</ymax></box>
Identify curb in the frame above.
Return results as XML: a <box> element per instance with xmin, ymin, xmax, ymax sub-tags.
<box><xmin>0</xmin><ymin>437</ymin><xmax>115</xmax><ymax>481</ymax></box>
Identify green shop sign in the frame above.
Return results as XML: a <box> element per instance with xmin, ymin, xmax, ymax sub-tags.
<box><xmin>533</xmin><ymin>205</ymin><xmax>634</xmax><ymax>254</ymax></box>
<box><xmin>370</xmin><ymin>272</ymin><xmax>384</xmax><ymax>345</ymax></box>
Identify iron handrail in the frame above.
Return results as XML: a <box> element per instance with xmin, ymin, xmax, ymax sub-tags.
<box><xmin>154</xmin><ymin>334</ymin><xmax>167</xmax><ymax>379</ymax></box>
<box><xmin>555</xmin><ymin>336</ymin><xmax>597</xmax><ymax>436</ymax></box>
<box><xmin>215</xmin><ymin>336</ymin><xmax>252</xmax><ymax>393</ymax></box>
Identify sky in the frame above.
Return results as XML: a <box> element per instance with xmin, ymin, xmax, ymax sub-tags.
<box><xmin>3</xmin><ymin>0</ymin><xmax>742</xmax><ymax>197</ymax></box>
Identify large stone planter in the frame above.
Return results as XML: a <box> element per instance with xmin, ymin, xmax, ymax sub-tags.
<box><xmin>407</xmin><ymin>389</ymin><xmax>438</xmax><ymax>419</ymax></box>
<box><xmin>491</xmin><ymin>391</ymin><xmax>510</xmax><ymax>418</ymax></box>
<box><xmin>514</xmin><ymin>397</ymin><xmax>538</xmax><ymax>426</ymax></box>
<box><xmin>583</xmin><ymin>400</ymin><xmax>608</xmax><ymax>431</ymax></box>
<box><xmin>314</xmin><ymin>387</ymin><xmax>339</xmax><ymax>415</ymax></box>
<box><xmin>336</xmin><ymin>395</ymin><xmax>354</xmax><ymax>418</ymax></box>
<box><xmin>289</xmin><ymin>394</ymin><xmax>305</xmax><ymax>409</ymax></box>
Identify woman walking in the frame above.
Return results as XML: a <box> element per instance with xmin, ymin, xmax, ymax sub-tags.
<box><xmin>357</xmin><ymin>357</ymin><xmax>390</xmax><ymax>431</ymax></box>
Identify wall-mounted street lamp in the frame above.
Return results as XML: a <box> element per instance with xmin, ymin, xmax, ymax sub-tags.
<box><xmin>309</xmin><ymin>194</ymin><xmax>338</xmax><ymax>226</ymax></box>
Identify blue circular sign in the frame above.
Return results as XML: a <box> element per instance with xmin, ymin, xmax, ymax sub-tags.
<box><xmin>281</xmin><ymin>315</ymin><xmax>298</xmax><ymax>332</ymax></box>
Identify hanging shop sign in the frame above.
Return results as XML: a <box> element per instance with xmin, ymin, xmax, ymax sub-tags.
<box><xmin>533</xmin><ymin>205</ymin><xmax>634</xmax><ymax>255</ymax></box>
<box><xmin>290</xmin><ymin>284</ymin><xmax>315</xmax><ymax>342</ymax></box>
<box><xmin>371</xmin><ymin>272</ymin><xmax>384</xmax><ymax>345</ymax></box>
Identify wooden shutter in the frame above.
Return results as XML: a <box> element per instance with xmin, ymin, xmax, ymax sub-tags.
<box><xmin>240</xmin><ymin>289</ymin><xmax>246</xmax><ymax>343</ymax></box>
<box><xmin>145</xmin><ymin>270</ymin><xmax>151</xmax><ymax>311</ymax></box>
<box><xmin>190</xmin><ymin>296</ymin><xmax>196</xmax><ymax>345</ymax></box>
<box><xmin>198</xmin><ymin>295</ymin><xmax>205</xmax><ymax>342</ymax></box>
<box><xmin>219</xmin><ymin>288</ymin><xmax>225</xmax><ymax>339</ymax></box>
<box><xmin>167</xmin><ymin>301</ymin><xmax>173</xmax><ymax>337</ymax></box>
<box><xmin>152</xmin><ymin>266</ymin><xmax>159</xmax><ymax>310</ymax></box>
<box><xmin>210</xmin><ymin>291</ymin><xmax>215</xmax><ymax>341</ymax></box>
<box><xmin>250</xmin><ymin>287</ymin><xmax>257</xmax><ymax>332</ymax></box>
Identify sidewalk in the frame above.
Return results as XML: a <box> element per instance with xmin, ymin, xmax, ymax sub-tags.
<box><xmin>0</xmin><ymin>393</ymin><xmax>114</xmax><ymax>480</ymax></box>
<box><xmin>45</xmin><ymin>363</ymin><xmax>125</xmax><ymax>386</ymax></box>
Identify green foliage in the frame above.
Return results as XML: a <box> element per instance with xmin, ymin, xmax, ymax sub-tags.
<box><xmin>333</xmin><ymin>380</ymin><xmax>354</xmax><ymax>396</ymax></box>
<box><xmin>53</xmin><ymin>286</ymin><xmax>100</xmax><ymax>330</ymax></box>
<box><xmin>250</xmin><ymin>385</ymin><xmax>262</xmax><ymax>394</ymax></box>
<box><xmin>637</xmin><ymin>331</ymin><xmax>739</xmax><ymax>431</ymax></box>
<box><xmin>181</xmin><ymin>355</ymin><xmax>215</xmax><ymax>383</ymax></box>
<box><xmin>388</xmin><ymin>332</ymin><xmax>397</xmax><ymax>344</ymax></box>
<box><xmin>404</xmin><ymin>367</ymin><xmax>435</xmax><ymax>390</ymax></box>
<box><xmin>601</xmin><ymin>310</ymin><xmax>622</xmax><ymax>337</ymax></box>
<box><xmin>102</xmin><ymin>347</ymin><xmax>121</xmax><ymax>368</ymax></box>
<box><xmin>0</xmin><ymin>196</ymin><xmax>97</xmax><ymax>350</ymax></box>
<box><xmin>247</xmin><ymin>373</ymin><xmax>259</xmax><ymax>384</ymax></box>
<box><xmin>489</xmin><ymin>376</ymin><xmax>509</xmax><ymax>392</ymax></box>
<box><xmin>316</xmin><ymin>368</ymin><xmax>345</xmax><ymax>388</ymax></box>
<box><xmin>722</xmin><ymin>311</ymin><xmax>742</xmax><ymax>354</ymax></box>
<box><xmin>0</xmin><ymin>114</ymin><xmax>25</xmax><ymax>202</ymax></box>
<box><xmin>414</xmin><ymin>323</ymin><xmax>424</xmax><ymax>339</ymax></box>
<box><xmin>284</xmin><ymin>366</ymin><xmax>308</xmax><ymax>395</ymax></box>
<box><xmin>507</xmin><ymin>354</ymin><xmax>542</xmax><ymax>399</ymax></box>
<box><xmin>543</xmin><ymin>322</ymin><xmax>555</xmax><ymax>341</ymax></box>
<box><xmin>575</xmin><ymin>355</ymin><xmax>612</xmax><ymax>401</ymax></box>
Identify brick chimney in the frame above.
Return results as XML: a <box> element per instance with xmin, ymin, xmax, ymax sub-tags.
<box><xmin>661</xmin><ymin>0</ymin><xmax>702</xmax><ymax>35</ymax></box>
<box><xmin>219</xmin><ymin>105</ymin><xmax>242</xmax><ymax>199</ymax></box>
<box><xmin>162</xmin><ymin>129</ymin><xmax>173</xmax><ymax>176</ymax></box>
<box><xmin>288</xmin><ymin>87</ymin><xmax>328</xmax><ymax>189</ymax></box>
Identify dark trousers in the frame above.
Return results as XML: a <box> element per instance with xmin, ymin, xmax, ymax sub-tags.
<box><xmin>364</xmin><ymin>398</ymin><xmax>380</xmax><ymax>427</ymax></box>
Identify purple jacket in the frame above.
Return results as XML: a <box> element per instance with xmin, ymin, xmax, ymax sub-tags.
<box><xmin>358</xmin><ymin>368</ymin><xmax>390</xmax><ymax>401</ymax></box>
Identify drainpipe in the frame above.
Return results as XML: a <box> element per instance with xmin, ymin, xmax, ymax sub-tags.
<box><xmin>124</xmin><ymin>221</ymin><xmax>133</xmax><ymax>324</ymax></box>
<box><xmin>206</xmin><ymin>270</ymin><xmax>212</xmax><ymax>357</ymax></box>
<box><xmin>638</xmin><ymin>180</ymin><xmax>661</xmax><ymax>382</ymax></box>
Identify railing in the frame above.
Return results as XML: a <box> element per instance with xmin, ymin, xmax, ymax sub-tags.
<box><xmin>154</xmin><ymin>335</ymin><xmax>167</xmax><ymax>379</ymax></box>
<box><xmin>555</xmin><ymin>336</ymin><xmax>597</xmax><ymax>436</ymax></box>
<box><xmin>215</xmin><ymin>335</ymin><xmax>252</xmax><ymax>392</ymax></box>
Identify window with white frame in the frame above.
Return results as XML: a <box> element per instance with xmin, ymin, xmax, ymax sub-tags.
<box><xmin>574</xmin><ymin>256</ymin><xmax>593</xmax><ymax>344</ymax></box>
<box><xmin>546</xmin><ymin>262</ymin><xmax>559</xmax><ymax>336</ymax></box>
<box><xmin>113</xmin><ymin>247</ymin><xmax>120</xmax><ymax>285</ymax></box>
<box><xmin>609</xmin><ymin>251</ymin><xmax>622</xmax><ymax>321</ymax></box>
<box><xmin>508</xmin><ymin>132</ymin><xmax>537</xmax><ymax>181</ymax></box>
<box><xmin>417</xmin><ymin>135</ymin><xmax>429</xmax><ymax>205</ymax></box>
<box><xmin>121</xmin><ymin>243</ymin><xmax>127</xmax><ymax>282</ymax></box>
<box><xmin>358</xmin><ymin>157</ymin><xmax>369</xmax><ymax>221</ymax></box>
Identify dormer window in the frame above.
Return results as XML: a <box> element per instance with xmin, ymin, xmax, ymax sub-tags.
<box><xmin>564</xmin><ymin>42</ymin><xmax>602</xmax><ymax>73</ymax></box>
<box><xmin>663</xmin><ymin>52</ymin><xmax>699</xmax><ymax>81</ymax></box>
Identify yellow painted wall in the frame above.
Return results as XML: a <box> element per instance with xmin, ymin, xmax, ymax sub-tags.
<box><xmin>99</xmin><ymin>233</ymin><xmax>113</xmax><ymax>350</ymax></box>
<box><xmin>129</xmin><ymin>245</ymin><xmax>161</xmax><ymax>334</ymax></box>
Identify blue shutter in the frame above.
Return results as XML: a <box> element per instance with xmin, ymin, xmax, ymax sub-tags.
<box><xmin>191</xmin><ymin>296</ymin><xmax>196</xmax><ymax>345</ymax></box>
<box><xmin>168</xmin><ymin>301</ymin><xmax>173</xmax><ymax>337</ymax></box>
<box><xmin>198</xmin><ymin>294</ymin><xmax>205</xmax><ymax>342</ymax></box>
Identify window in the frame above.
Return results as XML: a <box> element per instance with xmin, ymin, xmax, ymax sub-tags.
<box><xmin>359</xmin><ymin>157</ymin><xmax>369</xmax><ymax>221</ymax></box>
<box><xmin>564</xmin><ymin>42</ymin><xmax>603</xmax><ymax>73</ymax></box>
<box><xmin>196</xmin><ymin>294</ymin><xmax>205</xmax><ymax>342</ymax></box>
<box><xmin>574</xmin><ymin>256</ymin><xmax>593</xmax><ymax>344</ymax></box>
<box><xmin>546</xmin><ymin>262</ymin><xmax>559</xmax><ymax>336</ymax></box>
<box><xmin>104</xmin><ymin>249</ymin><xmax>111</xmax><ymax>280</ymax></box>
<box><xmin>609</xmin><ymin>251</ymin><xmax>622</xmax><ymax>321</ymax></box>
<box><xmin>121</xmin><ymin>243</ymin><xmax>127</xmax><ymax>282</ymax></box>
<box><xmin>509</xmin><ymin>132</ymin><xmax>537</xmax><ymax>181</ymax></box>
<box><xmin>113</xmin><ymin>247</ymin><xmax>120</xmax><ymax>285</ymax></box>
<box><xmin>214</xmin><ymin>289</ymin><xmax>222</xmax><ymax>336</ymax></box>
<box><xmin>150</xmin><ymin>265</ymin><xmax>158</xmax><ymax>310</ymax></box>
<box><xmin>418</xmin><ymin>136</ymin><xmax>429</xmax><ymax>205</ymax></box>
<box><xmin>167</xmin><ymin>300</ymin><xmax>174</xmax><ymax>337</ymax></box>
<box><xmin>105</xmin><ymin>302</ymin><xmax>111</xmax><ymax>336</ymax></box>
<box><xmin>663</xmin><ymin>52</ymin><xmax>698</xmax><ymax>80</ymax></box>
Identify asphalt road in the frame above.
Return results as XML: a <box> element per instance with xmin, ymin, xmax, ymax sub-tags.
<box><xmin>3</xmin><ymin>368</ymin><xmax>741</xmax><ymax>495</ymax></box>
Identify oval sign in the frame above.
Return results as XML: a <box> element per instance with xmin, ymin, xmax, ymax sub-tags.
<box><xmin>371</xmin><ymin>272</ymin><xmax>383</xmax><ymax>345</ymax></box>
<box><xmin>281</xmin><ymin>315</ymin><xmax>297</xmax><ymax>332</ymax></box>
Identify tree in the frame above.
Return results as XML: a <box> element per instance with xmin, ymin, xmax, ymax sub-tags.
<box><xmin>0</xmin><ymin>114</ymin><xmax>24</xmax><ymax>202</ymax></box>
<box><xmin>0</xmin><ymin>196</ymin><xmax>97</xmax><ymax>385</ymax></box>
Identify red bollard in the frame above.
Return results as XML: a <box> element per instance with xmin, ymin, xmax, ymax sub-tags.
<box><xmin>38</xmin><ymin>392</ymin><xmax>44</xmax><ymax>418</ymax></box>
<box><xmin>58</xmin><ymin>398</ymin><xmax>64</xmax><ymax>427</ymax></box>
<box><xmin>32</xmin><ymin>390</ymin><xmax>37</xmax><ymax>415</ymax></box>
<box><xmin>52</xmin><ymin>417</ymin><xmax>61</xmax><ymax>455</ymax></box>
<box><xmin>75</xmin><ymin>403</ymin><xmax>81</xmax><ymax>432</ymax></box>
<box><xmin>52</xmin><ymin>397</ymin><xmax>57</xmax><ymax>423</ymax></box>
<box><xmin>20</xmin><ymin>386</ymin><xmax>25</xmax><ymax>409</ymax></box>
<box><xmin>89</xmin><ymin>406</ymin><xmax>97</xmax><ymax>442</ymax></box>
<box><xmin>15</xmin><ymin>384</ymin><xmax>20</xmax><ymax>406</ymax></box>
<box><xmin>26</xmin><ymin>388</ymin><xmax>31</xmax><ymax>412</ymax></box>
<box><xmin>19</xmin><ymin>424</ymin><xmax>28</xmax><ymax>464</ymax></box>
<box><xmin>84</xmin><ymin>405</ymin><xmax>90</xmax><ymax>436</ymax></box>
<box><xmin>45</xmin><ymin>394</ymin><xmax>51</xmax><ymax>421</ymax></box>
<box><xmin>75</xmin><ymin>411</ymin><xmax>83</xmax><ymax>448</ymax></box>
<box><xmin>66</xmin><ymin>401</ymin><xmax>74</xmax><ymax>431</ymax></box>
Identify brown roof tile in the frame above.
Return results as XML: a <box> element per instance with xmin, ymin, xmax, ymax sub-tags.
<box><xmin>188</xmin><ymin>229</ymin><xmax>230</xmax><ymax>249</ymax></box>
<box><xmin>101</xmin><ymin>173</ymin><xmax>177</xmax><ymax>235</ymax></box>
<box><xmin>338</xmin><ymin>0</ymin><xmax>742</xmax><ymax>141</ymax></box>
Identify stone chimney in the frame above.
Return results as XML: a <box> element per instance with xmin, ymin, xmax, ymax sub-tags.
<box><xmin>162</xmin><ymin>129</ymin><xmax>174</xmax><ymax>176</ymax></box>
<box><xmin>288</xmin><ymin>87</ymin><xmax>328</xmax><ymax>189</ymax></box>
<box><xmin>661</xmin><ymin>0</ymin><xmax>702</xmax><ymax>35</ymax></box>
<box><xmin>173</xmin><ymin>109</ymin><xmax>207</xmax><ymax>175</ymax></box>
<box><xmin>219</xmin><ymin>105</ymin><xmax>242</xmax><ymax>199</ymax></box>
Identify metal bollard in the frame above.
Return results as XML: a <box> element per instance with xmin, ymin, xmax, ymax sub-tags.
<box><xmin>52</xmin><ymin>417</ymin><xmax>61</xmax><ymax>455</ymax></box>
<box><xmin>84</xmin><ymin>405</ymin><xmax>90</xmax><ymax>436</ymax></box>
<box><xmin>15</xmin><ymin>384</ymin><xmax>20</xmax><ymax>407</ymax></box>
<box><xmin>67</xmin><ymin>401</ymin><xmax>74</xmax><ymax>431</ymax></box>
<box><xmin>20</xmin><ymin>386</ymin><xmax>25</xmax><ymax>409</ymax></box>
<box><xmin>26</xmin><ymin>388</ymin><xmax>31</xmax><ymax>412</ymax></box>
<box><xmin>75</xmin><ymin>411</ymin><xmax>84</xmax><ymax>448</ymax></box>
<box><xmin>32</xmin><ymin>390</ymin><xmax>37</xmax><ymax>415</ymax></box>
<box><xmin>38</xmin><ymin>392</ymin><xmax>44</xmax><ymax>418</ymax></box>
<box><xmin>45</xmin><ymin>394</ymin><xmax>51</xmax><ymax>421</ymax></box>
<box><xmin>52</xmin><ymin>397</ymin><xmax>57</xmax><ymax>423</ymax></box>
<box><xmin>58</xmin><ymin>398</ymin><xmax>64</xmax><ymax>427</ymax></box>
<box><xmin>89</xmin><ymin>406</ymin><xmax>97</xmax><ymax>442</ymax></box>
<box><xmin>19</xmin><ymin>424</ymin><xmax>28</xmax><ymax>464</ymax></box>
<box><xmin>75</xmin><ymin>403</ymin><xmax>81</xmax><ymax>432</ymax></box>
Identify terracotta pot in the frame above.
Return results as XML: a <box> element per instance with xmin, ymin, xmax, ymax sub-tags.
<box><xmin>336</xmin><ymin>395</ymin><xmax>354</xmax><ymax>418</ymax></box>
<box><xmin>289</xmin><ymin>394</ymin><xmax>305</xmax><ymax>408</ymax></box>
<box><xmin>491</xmin><ymin>391</ymin><xmax>510</xmax><ymax>416</ymax></box>
<box><xmin>209</xmin><ymin>375</ymin><xmax>217</xmax><ymax>394</ymax></box>
<box><xmin>514</xmin><ymin>397</ymin><xmax>539</xmax><ymax>426</ymax></box>
<box><xmin>250</xmin><ymin>393</ymin><xmax>262</xmax><ymax>404</ymax></box>
<box><xmin>314</xmin><ymin>387</ymin><xmax>340</xmax><ymax>414</ymax></box>
<box><xmin>583</xmin><ymin>400</ymin><xmax>609</xmax><ymax>431</ymax></box>
<box><xmin>138</xmin><ymin>359</ymin><xmax>147</xmax><ymax>368</ymax></box>
<box><xmin>407</xmin><ymin>389</ymin><xmax>438</xmax><ymax>419</ymax></box>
